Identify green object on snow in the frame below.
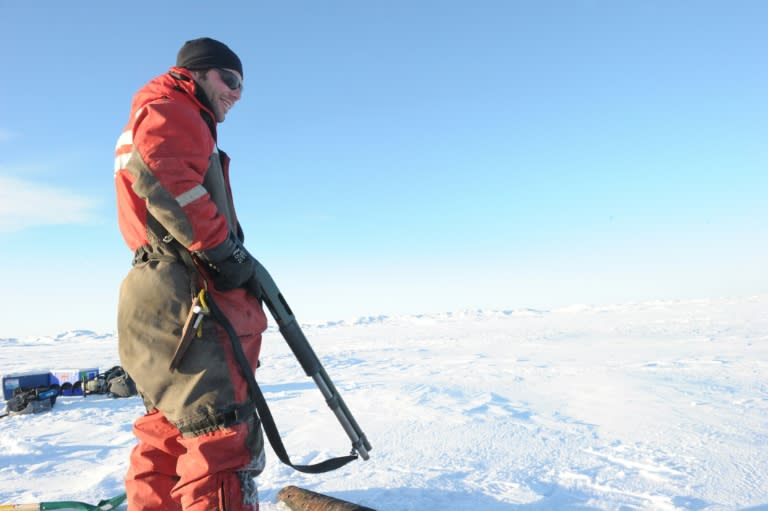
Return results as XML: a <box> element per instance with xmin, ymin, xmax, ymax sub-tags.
<box><xmin>1</xmin><ymin>492</ymin><xmax>126</xmax><ymax>511</ymax></box>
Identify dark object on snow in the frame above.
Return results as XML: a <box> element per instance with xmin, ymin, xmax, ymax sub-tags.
<box><xmin>84</xmin><ymin>366</ymin><xmax>137</xmax><ymax>398</ymax></box>
<box><xmin>6</xmin><ymin>384</ymin><xmax>59</xmax><ymax>416</ymax></box>
<box><xmin>277</xmin><ymin>486</ymin><xmax>376</xmax><ymax>511</ymax></box>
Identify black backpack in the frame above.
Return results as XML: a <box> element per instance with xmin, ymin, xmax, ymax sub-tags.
<box><xmin>84</xmin><ymin>366</ymin><xmax>138</xmax><ymax>398</ymax></box>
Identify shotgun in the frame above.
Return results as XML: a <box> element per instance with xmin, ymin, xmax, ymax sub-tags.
<box><xmin>252</xmin><ymin>261</ymin><xmax>372</xmax><ymax>461</ymax></box>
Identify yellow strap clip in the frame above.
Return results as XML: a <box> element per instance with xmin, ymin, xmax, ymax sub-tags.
<box><xmin>195</xmin><ymin>289</ymin><xmax>210</xmax><ymax>337</ymax></box>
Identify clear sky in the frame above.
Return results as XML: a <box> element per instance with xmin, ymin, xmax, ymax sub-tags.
<box><xmin>1</xmin><ymin>2</ymin><xmax>765</xmax><ymax>337</ymax></box>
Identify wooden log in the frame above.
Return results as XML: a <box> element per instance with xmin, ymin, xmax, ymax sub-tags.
<box><xmin>276</xmin><ymin>485</ymin><xmax>376</xmax><ymax>511</ymax></box>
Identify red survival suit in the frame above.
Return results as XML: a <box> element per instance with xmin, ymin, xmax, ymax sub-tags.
<box><xmin>114</xmin><ymin>67</ymin><xmax>267</xmax><ymax>511</ymax></box>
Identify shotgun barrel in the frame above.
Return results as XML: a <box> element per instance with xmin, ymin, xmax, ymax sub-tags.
<box><xmin>253</xmin><ymin>261</ymin><xmax>372</xmax><ymax>461</ymax></box>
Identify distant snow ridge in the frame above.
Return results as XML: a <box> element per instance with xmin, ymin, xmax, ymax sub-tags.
<box><xmin>410</xmin><ymin>308</ymin><xmax>547</xmax><ymax>321</ymax></box>
<box><xmin>298</xmin><ymin>308</ymin><xmax>549</xmax><ymax>329</ymax></box>
<box><xmin>294</xmin><ymin>297</ymin><xmax>760</xmax><ymax>327</ymax></box>
<box><xmin>354</xmin><ymin>315</ymin><xmax>389</xmax><ymax>325</ymax></box>
<box><xmin>0</xmin><ymin>330</ymin><xmax>116</xmax><ymax>347</ymax></box>
<box><xmin>54</xmin><ymin>330</ymin><xmax>114</xmax><ymax>341</ymax></box>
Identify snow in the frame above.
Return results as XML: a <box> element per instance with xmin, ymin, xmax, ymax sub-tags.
<box><xmin>1</xmin><ymin>296</ymin><xmax>767</xmax><ymax>510</ymax></box>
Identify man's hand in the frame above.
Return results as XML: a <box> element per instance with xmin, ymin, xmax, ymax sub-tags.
<box><xmin>194</xmin><ymin>232</ymin><xmax>257</xmax><ymax>291</ymax></box>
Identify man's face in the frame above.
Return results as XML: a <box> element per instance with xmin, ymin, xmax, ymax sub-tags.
<box><xmin>195</xmin><ymin>68</ymin><xmax>243</xmax><ymax>122</ymax></box>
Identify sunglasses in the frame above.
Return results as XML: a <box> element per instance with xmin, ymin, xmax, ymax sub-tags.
<box><xmin>215</xmin><ymin>68</ymin><xmax>243</xmax><ymax>91</ymax></box>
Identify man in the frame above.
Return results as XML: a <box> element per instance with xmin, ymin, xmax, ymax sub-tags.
<box><xmin>114</xmin><ymin>37</ymin><xmax>267</xmax><ymax>511</ymax></box>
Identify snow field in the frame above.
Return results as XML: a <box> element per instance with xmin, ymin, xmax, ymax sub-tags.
<box><xmin>1</xmin><ymin>296</ymin><xmax>766</xmax><ymax>510</ymax></box>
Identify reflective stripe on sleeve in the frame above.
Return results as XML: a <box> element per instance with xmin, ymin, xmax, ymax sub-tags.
<box><xmin>114</xmin><ymin>153</ymin><xmax>132</xmax><ymax>174</ymax></box>
<box><xmin>176</xmin><ymin>184</ymin><xmax>208</xmax><ymax>207</ymax></box>
<box><xmin>114</xmin><ymin>130</ymin><xmax>134</xmax><ymax>175</ymax></box>
<box><xmin>115</xmin><ymin>130</ymin><xmax>132</xmax><ymax>149</ymax></box>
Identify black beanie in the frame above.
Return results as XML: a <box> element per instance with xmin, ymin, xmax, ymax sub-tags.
<box><xmin>176</xmin><ymin>37</ymin><xmax>243</xmax><ymax>78</ymax></box>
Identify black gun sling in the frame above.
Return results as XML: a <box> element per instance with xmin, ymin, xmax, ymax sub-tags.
<box><xmin>204</xmin><ymin>291</ymin><xmax>359</xmax><ymax>473</ymax></box>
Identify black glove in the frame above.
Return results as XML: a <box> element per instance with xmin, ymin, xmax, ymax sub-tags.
<box><xmin>195</xmin><ymin>232</ymin><xmax>257</xmax><ymax>291</ymax></box>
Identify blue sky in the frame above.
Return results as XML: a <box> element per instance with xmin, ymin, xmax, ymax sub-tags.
<box><xmin>1</xmin><ymin>2</ymin><xmax>765</xmax><ymax>337</ymax></box>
